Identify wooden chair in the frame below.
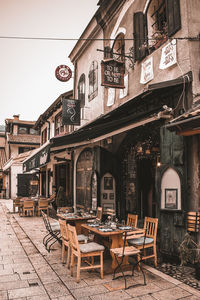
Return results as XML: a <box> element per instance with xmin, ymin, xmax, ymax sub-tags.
<box><xmin>96</xmin><ymin>207</ymin><xmax>103</xmax><ymax>222</ymax></box>
<box><xmin>38</xmin><ymin>199</ymin><xmax>49</xmax><ymax>216</ymax></box>
<box><xmin>22</xmin><ymin>200</ymin><xmax>35</xmax><ymax>217</ymax></box>
<box><xmin>59</xmin><ymin>206</ymin><xmax>73</xmax><ymax>213</ymax></box>
<box><xmin>59</xmin><ymin>219</ymin><xmax>71</xmax><ymax>268</ymax></box>
<box><xmin>127</xmin><ymin>217</ymin><xmax>158</xmax><ymax>267</ymax></box>
<box><xmin>126</xmin><ymin>214</ymin><xmax>138</xmax><ymax>228</ymax></box>
<box><xmin>59</xmin><ymin>219</ymin><xmax>88</xmax><ymax>268</ymax></box>
<box><xmin>110</xmin><ymin>229</ymin><xmax>146</xmax><ymax>289</ymax></box>
<box><xmin>13</xmin><ymin>197</ymin><xmax>23</xmax><ymax>215</ymax></box>
<box><xmin>67</xmin><ymin>224</ymin><xmax>105</xmax><ymax>283</ymax></box>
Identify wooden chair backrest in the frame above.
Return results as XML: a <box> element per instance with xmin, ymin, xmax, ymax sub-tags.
<box><xmin>144</xmin><ymin>217</ymin><xmax>158</xmax><ymax>241</ymax></box>
<box><xmin>76</xmin><ymin>204</ymin><xmax>85</xmax><ymax>210</ymax></box>
<box><xmin>126</xmin><ymin>214</ymin><xmax>138</xmax><ymax>227</ymax></box>
<box><xmin>23</xmin><ymin>200</ymin><xmax>34</xmax><ymax>208</ymax></box>
<box><xmin>59</xmin><ymin>206</ymin><xmax>73</xmax><ymax>213</ymax></box>
<box><xmin>104</xmin><ymin>208</ymin><xmax>115</xmax><ymax>216</ymax></box>
<box><xmin>67</xmin><ymin>224</ymin><xmax>80</xmax><ymax>253</ymax></box>
<box><xmin>14</xmin><ymin>197</ymin><xmax>21</xmax><ymax>205</ymax></box>
<box><xmin>59</xmin><ymin>219</ymin><xmax>69</xmax><ymax>241</ymax></box>
<box><xmin>38</xmin><ymin>199</ymin><xmax>49</xmax><ymax>208</ymax></box>
<box><xmin>96</xmin><ymin>207</ymin><xmax>103</xmax><ymax>221</ymax></box>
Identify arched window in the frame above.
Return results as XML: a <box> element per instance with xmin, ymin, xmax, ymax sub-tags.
<box><xmin>88</xmin><ymin>61</ymin><xmax>98</xmax><ymax>101</ymax></box>
<box><xmin>112</xmin><ymin>33</ymin><xmax>125</xmax><ymax>62</ymax></box>
<box><xmin>78</xmin><ymin>74</ymin><xmax>85</xmax><ymax>108</ymax></box>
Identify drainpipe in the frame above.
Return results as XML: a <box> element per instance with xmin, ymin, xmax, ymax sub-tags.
<box><xmin>47</xmin><ymin>121</ymin><xmax>51</xmax><ymax>140</ymax></box>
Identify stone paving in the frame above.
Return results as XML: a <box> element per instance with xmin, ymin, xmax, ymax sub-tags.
<box><xmin>0</xmin><ymin>199</ymin><xmax>200</xmax><ymax>300</ymax></box>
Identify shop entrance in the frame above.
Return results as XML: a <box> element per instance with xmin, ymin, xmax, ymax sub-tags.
<box><xmin>136</xmin><ymin>157</ymin><xmax>156</xmax><ymax>219</ymax></box>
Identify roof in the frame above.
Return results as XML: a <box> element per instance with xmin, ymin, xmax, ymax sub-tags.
<box><xmin>3</xmin><ymin>149</ymin><xmax>35</xmax><ymax>171</ymax></box>
<box><xmin>34</xmin><ymin>90</ymin><xmax>73</xmax><ymax>130</ymax></box>
<box><xmin>7</xmin><ymin>134</ymin><xmax>40</xmax><ymax>145</ymax></box>
<box><xmin>166</xmin><ymin>106</ymin><xmax>200</xmax><ymax>135</ymax></box>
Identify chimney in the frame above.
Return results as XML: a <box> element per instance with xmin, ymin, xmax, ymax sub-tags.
<box><xmin>13</xmin><ymin>114</ymin><xmax>20</xmax><ymax>120</ymax></box>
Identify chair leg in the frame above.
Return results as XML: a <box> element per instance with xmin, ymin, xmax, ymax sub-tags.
<box><xmin>100</xmin><ymin>252</ymin><xmax>103</xmax><ymax>279</ymax></box>
<box><xmin>70</xmin><ymin>253</ymin><xmax>74</xmax><ymax>277</ymax></box>
<box><xmin>67</xmin><ymin>246</ymin><xmax>71</xmax><ymax>269</ymax></box>
<box><xmin>153</xmin><ymin>244</ymin><xmax>157</xmax><ymax>267</ymax></box>
<box><xmin>61</xmin><ymin>242</ymin><xmax>65</xmax><ymax>264</ymax></box>
<box><xmin>76</xmin><ymin>256</ymin><xmax>81</xmax><ymax>283</ymax></box>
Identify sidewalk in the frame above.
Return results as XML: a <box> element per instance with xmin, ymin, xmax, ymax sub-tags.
<box><xmin>0</xmin><ymin>199</ymin><xmax>200</xmax><ymax>300</ymax></box>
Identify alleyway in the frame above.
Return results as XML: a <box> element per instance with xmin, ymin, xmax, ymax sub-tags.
<box><xmin>0</xmin><ymin>199</ymin><xmax>200</xmax><ymax>300</ymax></box>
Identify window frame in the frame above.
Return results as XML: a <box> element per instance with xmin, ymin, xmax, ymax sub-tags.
<box><xmin>88</xmin><ymin>61</ymin><xmax>98</xmax><ymax>101</ymax></box>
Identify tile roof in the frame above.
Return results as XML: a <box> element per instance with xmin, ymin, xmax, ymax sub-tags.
<box><xmin>7</xmin><ymin>134</ymin><xmax>40</xmax><ymax>144</ymax></box>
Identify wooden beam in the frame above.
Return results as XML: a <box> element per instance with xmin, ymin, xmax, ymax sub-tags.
<box><xmin>178</xmin><ymin>128</ymin><xmax>200</xmax><ymax>136</ymax></box>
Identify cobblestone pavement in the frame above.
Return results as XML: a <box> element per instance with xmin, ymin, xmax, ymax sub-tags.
<box><xmin>0</xmin><ymin>199</ymin><xmax>200</xmax><ymax>300</ymax></box>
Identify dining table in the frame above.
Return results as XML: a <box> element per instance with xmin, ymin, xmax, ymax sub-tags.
<box><xmin>81</xmin><ymin>222</ymin><xmax>144</xmax><ymax>273</ymax></box>
<box><xmin>57</xmin><ymin>212</ymin><xmax>97</xmax><ymax>234</ymax></box>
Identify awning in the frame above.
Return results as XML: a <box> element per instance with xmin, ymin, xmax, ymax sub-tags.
<box><xmin>51</xmin><ymin>72</ymin><xmax>192</xmax><ymax>151</ymax></box>
<box><xmin>3</xmin><ymin>150</ymin><xmax>34</xmax><ymax>171</ymax></box>
<box><xmin>165</xmin><ymin>107</ymin><xmax>200</xmax><ymax>136</ymax></box>
<box><xmin>23</xmin><ymin>141</ymin><xmax>50</xmax><ymax>172</ymax></box>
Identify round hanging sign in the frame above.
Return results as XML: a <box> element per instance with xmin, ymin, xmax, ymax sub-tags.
<box><xmin>55</xmin><ymin>65</ymin><xmax>72</xmax><ymax>82</ymax></box>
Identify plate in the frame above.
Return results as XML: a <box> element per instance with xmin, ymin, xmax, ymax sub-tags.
<box><xmin>98</xmin><ymin>228</ymin><xmax>113</xmax><ymax>232</ymax></box>
<box><xmin>118</xmin><ymin>226</ymin><xmax>132</xmax><ymax>230</ymax></box>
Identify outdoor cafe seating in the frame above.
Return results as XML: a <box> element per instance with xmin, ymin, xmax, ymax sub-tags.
<box><xmin>67</xmin><ymin>223</ymin><xmax>105</xmax><ymax>283</ymax></box>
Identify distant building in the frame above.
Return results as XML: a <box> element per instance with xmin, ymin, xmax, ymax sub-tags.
<box><xmin>3</xmin><ymin>115</ymin><xmax>40</xmax><ymax>199</ymax></box>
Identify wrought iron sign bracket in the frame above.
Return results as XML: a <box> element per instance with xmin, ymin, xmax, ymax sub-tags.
<box><xmin>97</xmin><ymin>48</ymin><xmax>135</xmax><ymax>69</ymax></box>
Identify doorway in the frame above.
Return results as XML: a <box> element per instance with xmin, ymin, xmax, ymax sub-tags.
<box><xmin>137</xmin><ymin>157</ymin><xmax>156</xmax><ymax>219</ymax></box>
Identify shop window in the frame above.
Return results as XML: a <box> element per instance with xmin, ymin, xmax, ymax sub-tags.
<box><xmin>134</xmin><ymin>0</ymin><xmax>181</xmax><ymax>60</ymax></box>
<box><xmin>55</xmin><ymin>112</ymin><xmax>64</xmax><ymax>136</ymax></box>
<box><xmin>41</xmin><ymin>127</ymin><xmax>47</xmax><ymax>145</ymax></box>
<box><xmin>88</xmin><ymin>61</ymin><xmax>98</xmax><ymax>101</ymax></box>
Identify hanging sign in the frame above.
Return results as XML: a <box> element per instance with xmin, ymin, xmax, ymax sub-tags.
<box><xmin>140</xmin><ymin>56</ymin><xmax>154</xmax><ymax>84</ymax></box>
<box><xmin>55</xmin><ymin>65</ymin><xmax>72</xmax><ymax>82</ymax></box>
<box><xmin>101</xmin><ymin>59</ymin><xmax>125</xmax><ymax>88</ymax></box>
<box><xmin>159</xmin><ymin>39</ymin><xmax>177</xmax><ymax>69</ymax></box>
<box><xmin>62</xmin><ymin>98</ymin><xmax>80</xmax><ymax>126</ymax></box>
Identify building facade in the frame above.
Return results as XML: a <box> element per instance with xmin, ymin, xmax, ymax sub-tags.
<box><xmin>3</xmin><ymin>115</ymin><xmax>40</xmax><ymax>198</ymax></box>
<box><xmin>50</xmin><ymin>0</ymin><xmax>200</xmax><ymax>258</ymax></box>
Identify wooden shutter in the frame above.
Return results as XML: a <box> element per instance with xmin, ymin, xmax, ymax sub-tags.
<box><xmin>160</xmin><ymin>127</ymin><xmax>184</xmax><ymax>165</ymax></box>
<box><xmin>134</xmin><ymin>12</ymin><xmax>146</xmax><ymax>61</ymax></box>
<box><xmin>166</xmin><ymin>0</ymin><xmax>181</xmax><ymax>37</ymax></box>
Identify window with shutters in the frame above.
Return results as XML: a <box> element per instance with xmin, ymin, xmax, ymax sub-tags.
<box><xmin>134</xmin><ymin>0</ymin><xmax>181</xmax><ymax>60</ymax></box>
<box><xmin>88</xmin><ymin>61</ymin><xmax>98</xmax><ymax>101</ymax></box>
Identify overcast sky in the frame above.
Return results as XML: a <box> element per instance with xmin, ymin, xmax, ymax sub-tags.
<box><xmin>0</xmin><ymin>0</ymin><xmax>99</xmax><ymax>125</ymax></box>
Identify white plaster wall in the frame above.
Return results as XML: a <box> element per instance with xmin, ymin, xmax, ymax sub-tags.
<box><xmin>161</xmin><ymin>168</ymin><xmax>181</xmax><ymax>210</ymax></box>
<box><xmin>11</xmin><ymin>164</ymin><xmax>23</xmax><ymax>199</ymax></box>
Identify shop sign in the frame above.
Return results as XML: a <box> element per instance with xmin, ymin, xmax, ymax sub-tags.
<box><xmin>23</xmin><ymin>144</ymin><xmax>50</xmax><ymax>172</ymax></box>
<box><xmin>101</xmin><ymin>59</ymin><xmax>125</xmax><ymax>88</ymax></box>
<box><xmin>159</xmin><ymin>39</ymin><xmax>177</xmax><ymax>69</ymax></box>
<box><xmin>55</xmin><ymin>65</ymin><xmax>72</xmax><ymax>82</ymax></box>
<box><xmin>140</xmin><ymin>56</ymin><xmax>154</xmax><ymax>84</ymax></box>
<box><xmin>62</xmin><ymin>98</ymin><xmax>80</xmax><ymax>126</ymax></box>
